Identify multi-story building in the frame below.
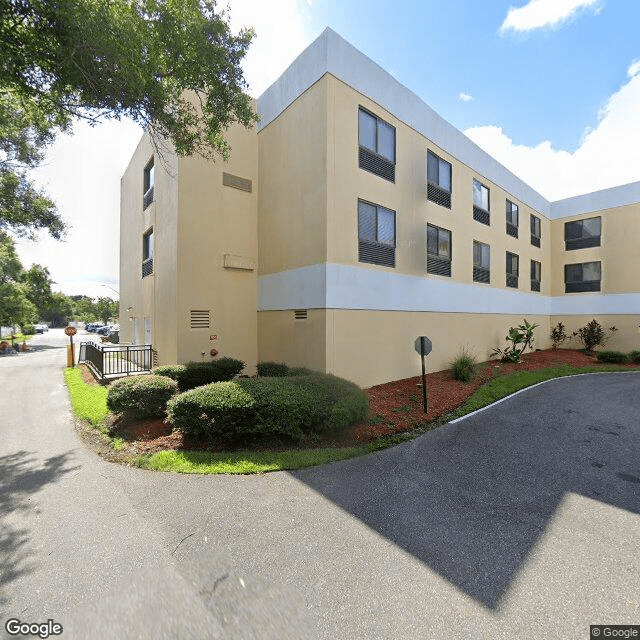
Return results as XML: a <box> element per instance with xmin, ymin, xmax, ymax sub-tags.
<box><xmin>120</xmin><ymin>28</ymin><xmax>640</xmax><ymax>388</ymax></box>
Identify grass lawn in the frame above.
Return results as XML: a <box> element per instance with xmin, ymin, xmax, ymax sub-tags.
<box><xmin>64</xmin><ymin>360</ymin><xmax>639</xmax><ymax>475</ymax></box>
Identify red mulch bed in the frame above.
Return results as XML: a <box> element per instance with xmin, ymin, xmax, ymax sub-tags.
<box><xmin>101</xmin><ymin>349</ymin><xmax>638</xmax><ymax>456</ymax></box>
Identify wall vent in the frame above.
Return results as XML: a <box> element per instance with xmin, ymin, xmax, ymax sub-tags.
<box><xmin>358</xmin><ymin>147</ymin><xmax>395</xmax><ymax>182</ymax></box>
<box><xmin>190</xmin><ymin>310</ymin><xmax>210</xmax><ymax>329</ymax></box>
<box><xmin>473</xmin><ymin>206</ymin><xmax>490</xmax><ymax>226</ymax></box>
<box><xmin>294</xmin><ymin>309</ymin><xmax>308</xmax><ymax>320</ymax></box>
<box><xmin>222</xmin><ymin>172</ymin><xmax>252</xmax><ymax>193</ymax></box>
<box><xmin>427</xmin><ymin>183</ymin><xmax>451</xmax><ymax>209</ymax></box>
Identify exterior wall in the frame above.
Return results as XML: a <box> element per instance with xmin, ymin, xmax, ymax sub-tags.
<box><xmin>550</xmin><ymin>315</ymin><xmax>640</xmax><ymax>354</ymax></box>
<box><xmin>325</xmin><ymin>310</ymin><xmax>552</xmax><ymax>388</ymax></box>
<box><xmin>257</xmin><ymin>79</ymin><xmax>328</xmax><ymax>275</ymax></box>
<box><xmin>176</xmin><ymin>116</ymin><xmax>259</xmax><ymax>374</ymax></box>
<box><xmin>119</xmin><ymin>134</ymin><xmax>179</xmax><ymax>364</ymax></box>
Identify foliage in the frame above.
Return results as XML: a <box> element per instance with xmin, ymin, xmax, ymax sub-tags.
<box><xmin>64</xmin><ymin>367</ymin><xmax>109</xmax><ymax>426</ymax></box>
<box><xmin>595</xmin><ymin>351</ymin><xmax>628</xmax><ymax>364</ymax></box>
<box><xmin>23</xmin><ymin>263</ymin><xmax>53</xmax><ymax>317</ymax></box>
<box><xmin>21</xmin><ymin>323</ymin><xmax>35</xmax><ymax>335</ymax></box>
<box><xmin>152</xmin><ymin>357</ymin><xmax>245</xmax><ymax>391</ymax></box>
<box><xmin>93</xmin><ymin>297</ymin><xmax>119</xmax><ymax>324</ymax></box>
<box><xmin>629</xmin><ymin>351</ymin><xmax>640</xmax><ymax>365</ymax></box>
<box><xmin>106</xmin><ymin>374</ymin><xmax>178</xmax><ymax>419</ymax></box>
<box><xmin>0</xmin><ymin>281</ymin><xmax>37</xmax><ymax>329</ymax></box>
<box><xmin>42</xmin><ymin>292</ymin><xmax>74</xmax><ymax>327</ymax></box>
<box><xmin>572</xmin><ymin>319</ymin><xmax>617</xmax><ymax>353</ymax></box>
<box><xmin>550</xmin><ymin>322</ymin><xmax>569</xmax><ymax>350</ymax></box>
<box><xmin>451</xmin><ymin>348</ymin><xmax>478</xmax><ymax>382</ymax></box>
<box><xmin>491</xmin><ymin>319</ymin><xmax>538</xmax><ymax>363</ymax></box>
<box><xmin>257</xmin><ymin>362</ymin><xmax>289</xmax><ymax>377</ymax></box>
<box><xmin>167</xmin><ymin>373</ymin><xmax>370</xmax><ymax>444</ymax></box>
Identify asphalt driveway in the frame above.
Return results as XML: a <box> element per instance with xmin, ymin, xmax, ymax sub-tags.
<box><xmin>1</xmin><ymin>333</ymin><xmax>639</xmax><ymax>639</ymax></box>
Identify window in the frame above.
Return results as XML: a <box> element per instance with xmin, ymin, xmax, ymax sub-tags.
<box><xmin>564</xmin><ymin>216</ymin><xmax>601</xmax><ymax>250</ymax></box>
<box><xmin>531</xmin><ymin>260</ymin><xmax>541</xmax><ymax>292</ymax></box>
<box><xmin>427</xmin><ymin>224</ymin><xmax>452</xmax><ymax>277</ymax></box>
<box><xmin>472</xmin><ymin>179</ymin><xmax>490</xmax><ymax>225</ymax></box>
<box><xmin>358</xmin><ymin>200</ymin><xmax>396</xmax><ymax>267</ymax></box>
<box><xmin>473</xmin><ymin>240</ymin><xmax>490</xmax><ymax>283</ymax></box>
<box><xmin>530</xmin><ymin>214</ymin><xmax>541</xmax><ymax>247</ymax></box>
<box><xmin>143</xmin><ymin>158</ymin><xmax>154</xmax><ymax>209</ymax></box>
<box><xmin>358</xmin><ymin>108</ymin><xmax>396</xmax><ymax>182</ymax></box>
<box><xmin>565</xmin><ymin>261</ymin><xmax>601</xmax><ymax>293</ymax></box>
<box><xmin>427</xmin><ymin>151</ymin><xmax>452</xmax><ymax>208</ymax></box>
<box><xmin>506</xmin><ymin>200</ymin><xmax>519</xmax><ymax>238</ymax></box>
<box><xmin>506</xmin><ymin>252</ymin><xmax>519</xmax><ymax>288</ymax></box>
<box><xmin>142</xmin><ymin>228</ymin><xmax>153</xmax><ymax>278</ymax></box>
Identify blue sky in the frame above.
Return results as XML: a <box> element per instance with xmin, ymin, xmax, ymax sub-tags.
<box><xmin>15</xmin><ymin>0</ymin><xmax>640</xmax><ymax>299</ymax></box>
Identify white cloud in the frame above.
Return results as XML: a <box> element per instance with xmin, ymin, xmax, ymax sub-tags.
<box><xmin>459</xmin><ymin>93</ymin><xmax>473</xmax><ymax>102</ymax></box>
<box><xmin>500</xmin><ymin>0</ymin><xmax>603</xmax><ymax>34</ymax></box>
<box><xmin>228</xmin><ymin>0</ymin><xmax>314</xmax><ymax>97</ymax></box>
<box><xmin>628</xmin><ymin>58</ymin><xmax>640</xmax><ymax>78</ymax></box>
<box><xmin>464</xmin><ymin>69</ymin><xmax>640</xmax><ymax>200</ymax></box>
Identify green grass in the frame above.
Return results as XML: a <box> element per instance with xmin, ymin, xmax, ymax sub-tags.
<box><xmin>0</xmin><ymin>332</ymin><xmax>35</xmax><ymax>343</ymax></box>
<box><xmin>63</xmin><ymin>367</ymin><xmax>109</xmax><ymax>427</ymax></box>
<box><xmin>450</xmin><ymin>363</ymin><xmax>636</xmax><ymax>419</ymax></box>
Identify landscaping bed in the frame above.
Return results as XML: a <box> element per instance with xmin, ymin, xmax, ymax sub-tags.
<box><xmin>94</xmin><ymin>348</ymin><xmax>637</xmax><ymax>457</ymax></box>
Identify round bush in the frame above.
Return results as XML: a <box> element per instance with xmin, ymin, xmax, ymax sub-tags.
<box><xmin>257</xmin><ymin>361</ymin><xmax>289</xmax><ymax>377</ymax></box>
<box><xmin>630</xmin><ymin>351</ymin><xmax>640</xmax><ymax>365</ymax></box>
<box><xmin>107</xmin><ymin>374</ymin><xmax>178</xmax><ymax>419</ymax></box>
<box><xmin>596</xmin><ymin>350</ymin><xmax>628</xmax><ymax>364</ymax></box>
<box><xmin>167</xmin><ymin>372</ymin><xmax>370</xmax><ymax>443</ymax></box>
<box><xmin>22</xmin><ymin>324</ymin><xmax>36</xmax><ymax>335</ymax></box>
<box><xmin>153</xmin><ymin>358</ymin><xmax>244</xmax><ymax>391</ymax></box>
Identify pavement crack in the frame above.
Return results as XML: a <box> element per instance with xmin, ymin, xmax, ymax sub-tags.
<box><xmin>212</xmin><ymin>573</ymin><xmax>230</xmax><ymax>593</ymax></box>
<box><xmin>171</xmin><ymin>531</ymin><xmax>196</xmax><ymax>556</ymax></box>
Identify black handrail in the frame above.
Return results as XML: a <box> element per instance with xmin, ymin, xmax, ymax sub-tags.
<box><xmin>78</xmin><ymin>342</ymin><xmax>153</xmax><ymax>381</ymax></box>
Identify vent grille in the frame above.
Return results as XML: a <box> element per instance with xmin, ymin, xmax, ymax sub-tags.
<box><xmin>190</xmin><ymin>310</ymin><xmax>210</xmax><ymax>329</ymax></box>
<box><xmin>427</xmin><ymin>183</ymin><xmax>451</xmax><ymax>209</ymax></box>
<box><xmin>565</xmin><ymin>237</ymin><xmax>600</xmax><ymax>251</ymax></box>
<box><xmin>222</xmin><ymin>172</ymin><xmax>252</xmax><ymax>193</ymax></box>
<box><xmin>506</xmin><ymin>223</ymin><xmax>518</xmax><ymax>238</ymax></box>
<box><xmin>143</xmin><ymin>187</ymin><xmax>154</xmax><ymax>210</ymax></box>
<box><xmin>141</xmin><ymin>258</ymin><xmax>153</xmax><ymax>278</ymax></box>
<box><xmin>565</xmin><ymin>281</ymin><xmax>600</xmax><ymax>293</ymax></box>
<box><xmin>294</xmin><ymin>309</ymin><xmax>308</xmax><ymax>320</ymax></box>
<box><xmin>359</xmin><ymin>240</ymin><xmax>395</xmax><ymax>268</ymax></box>
<box><xmin>473</xmin><ymin>266</ymin><xmax>490</xmax><ymax>284</ymax></box>
<box><xmin>506</xmin><ymin>275</ymin><xmax>518</xmax><ymax>289</ymax></box>
<box><xmin>427</xmin><ymin>255</ymin><xmax>451</xmax><ymax>277</ymax></box>
<box><xmin>531</xmin><ymin>280</ymin><xmax>541</xmax><ymax>292</ymax></box>
<box><xmin>359</xmin><ymin>147</ymin><xmax>395</xmax><ymax>182</ymax></box>
<box><xmin>531</xmin><ymin>234</ymin><xmax>541</xmax><ymax>248</ymax></box>
<box><xmin>473</xmin><ymin>206</ymin><xmax>490</xmax><ymax>225</ymax></box>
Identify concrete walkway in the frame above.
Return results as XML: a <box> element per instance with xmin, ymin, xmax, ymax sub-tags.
<box><xmin>2</xmin><ymin>331</ymin><xmax>640</xmax><ymax>639</ymax></box>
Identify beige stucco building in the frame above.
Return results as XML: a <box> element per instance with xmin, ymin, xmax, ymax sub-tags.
<box><xmin>120</xmin><ymin>29</ymin><xmax>640</xmax><ymax>387</ymax></box>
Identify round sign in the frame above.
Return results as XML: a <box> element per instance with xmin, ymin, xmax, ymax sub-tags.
<box><xmin>64</xmin><ymin>326</ymin><xmax>77</xmax><ymax>337</ymax></box>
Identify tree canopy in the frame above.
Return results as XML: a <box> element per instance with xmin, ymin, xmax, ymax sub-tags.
<box><xmin>0</xmin><ymin>0</ymin><xmax>257</xmax><ymax>238</ymax></box>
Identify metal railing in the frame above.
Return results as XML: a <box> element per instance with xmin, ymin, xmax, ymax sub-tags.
<box><xmin>78</xmin><ymin>341</ymin><xmax>153</xmax><ymax>380</ymax></box>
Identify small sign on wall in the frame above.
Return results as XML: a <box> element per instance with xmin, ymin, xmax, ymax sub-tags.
<box><xmin>210</xmin><ymin>335</ymin><xmax>218</xmax><ymax>341</ymax></box>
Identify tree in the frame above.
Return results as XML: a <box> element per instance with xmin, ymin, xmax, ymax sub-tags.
<box><xmin>42</xmin><ymin>292</ymin><xmax>74</xmax><ymax>327</ymax></box>
<box><xmin>23</xmin><ymin>263</ymin><xmax>54</xmax><ymax>317</ymax></box>
<box><xmin>94</xmin><ymin>297</ymin><xmax>119</xmax><ymax>324</ymax></box>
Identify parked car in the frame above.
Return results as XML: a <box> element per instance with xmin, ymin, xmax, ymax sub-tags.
<box><xmin>96</xmin><ymin>325</ymin><xmax>111</xmax><ymax>336</ymax></box>
<box><xmin>35</xmin><ymin>324</ymin><xmax>48</xmax><ymax>334</ymax></box>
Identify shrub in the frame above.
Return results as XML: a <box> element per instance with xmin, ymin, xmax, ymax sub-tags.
<box><xmin>491</xmin><ymin>319</ymin><xmax>538</xmax><ymax>363</ymax></box>
<box><xmin>596</xmin><ymin>351</ymin><xmax>628</xmax><ymax>364</ymax></box>
<box><xmin>572</xmin><ymin>319</ymin><xmax>617</xmax><ymax>353</ymax></box>
<box><xmin>451</xmin><ymin>349</ymin><xmax>477</xmax><ymax>382</ymax></box>
<box><xmin>107</xmin><ymin>374</ymin><xmax>178</xmax><ymax>419</ymax></box>
<box><xmin>629</xmin><ymin>351</ymin><xmax>640</xmax><ymax>365</ymax></box>
<box><xmin>153</xmin><ymin>357</ymin><xmax>244</xmax><ymax>391</ymax></box>
<box><xmin>167</xmin><ymin>373</ymin><xmax>370</xmax><ymax>443</ymax></box>
<box><xmin>550</xmin><ymin>322</ymin><xmax>569</xmax><ymax>350</ymax></box>
<box><xmin>257</xmin><ymin>361</ymin><xmax>289</xmax><ymax>377</ymax></box>
<box><xmin>22</xmin><ymin>324</ymin><xmax>36</xmax><ymax>335</ymax></box>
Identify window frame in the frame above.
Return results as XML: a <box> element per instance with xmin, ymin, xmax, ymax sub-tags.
<box><xmin>530</xmin><ymin>214</ymin><xmax>541</xmax><ymax>247</ymax></box>
<box><xmin>472</xmin><ymin>179</ymin><xmax>490</xmax><ymax>225</ymax></box>
<box><xmin>426</xmin><ymin>223</ymin><xmax>452</xmax><ymax>277</ymax></box>
<box><xmin>427</xmin><ymin>151</ymin><xmax>452</xmax><ymax>208</ymax></box>
<box><xmin>472</xmin><ymin>240</ymin><xmax>490</xmax><ymax>284</ymax></box>
<box><xmin>358</xmin><ymin>107</ymin><xmax>396</xmax><ymax>182</ymax></box>
<box><xmin>143</xmin><ymin>158</ymin><xmax>155</xmax><ymax>210</ymax></box>
<box><xmin>564</xmin><ymin>261</ymin><xmax>601</xmax><ymax>293</ymax></box>
<box><xmin>142</xmin><ymin>227</ymin><xmax>154</xmax><ymax>278</ymax></box>
<box><xmin>564</xmin><ymin>216</ymin><xmax>601</xmax><ymax>250</ymax></box>
<box><xmin>357</xmin><ymin>199</ymin><xmax>397</xmax><ymax>268</ymax></box>
<box><xmin>506</xmin><ymin>251</ymin><xmax>519</xmax><ymax>289</ymax></box>
<box><xmin>506</xmin><ymin>200</ymin><xmax>519</xmax><ymax>237</ymax></box>
<box><xmin>530</xmin><ymin>259</ymin><xmax>541</xmax><ymax>292</ymax></box>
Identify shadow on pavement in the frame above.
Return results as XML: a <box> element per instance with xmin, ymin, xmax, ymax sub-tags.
<box><xmin>0</xmin><ymin>450</ymin><xmax>80</xmax><ymax>607</ymax></box>
<box><xmin>292</xmin><ymin>373</ymin><xmax>640</xmax><ymax>610</ymax></box>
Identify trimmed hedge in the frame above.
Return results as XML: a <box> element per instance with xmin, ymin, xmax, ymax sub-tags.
<box><xmin>167</xmin><ymin>372</ymin><xmax>370</xmax><ymax>443</ymax></box>
<box><xmin>629</xmin><ymin>351</ymin><xmax>640</xmax><ymax>365</ymax></box>
<box><xmin>107</xmin><ymin>374</ymin><xmax>178</xmax><ymax>419</ymax></box>
<box><xmin>257</xmin><ymin>361</ymin><xmax>312</xmax><ymax>377</ymax></box>
<box><xmin>152</xmin><ymin>357</ymin><xmax>244</xmax><ymax>391</ymax></box>
<box><xmin>596</xmin><ymin>351</ymin><xmax>628</xmax><ymax>364</ymax></box>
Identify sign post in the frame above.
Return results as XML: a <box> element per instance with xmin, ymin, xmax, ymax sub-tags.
<box><xmin>65</xmin><ymin>326</ymin><xmax>77</xmax><ymax>367</ymax></box>
<box><xmin>414</xmin><ymin>336</ymin><xmax>432</xmax><ymax>414</ymax></box>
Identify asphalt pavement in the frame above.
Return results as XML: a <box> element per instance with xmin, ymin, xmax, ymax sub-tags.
<box><xmin>1</xmin><ymin>331</ymin><xmax>639</xmax><ymax>639</ymax></box>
